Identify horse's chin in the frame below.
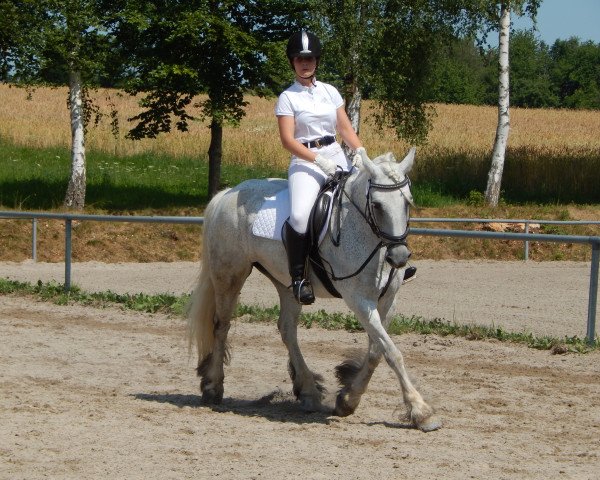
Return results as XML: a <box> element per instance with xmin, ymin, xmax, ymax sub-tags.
<box><xmin>385</xmin><ymin>244</ymin><xmax>411</xmax><ymax>269</ymax></box>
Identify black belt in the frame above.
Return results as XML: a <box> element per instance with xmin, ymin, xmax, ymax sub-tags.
<box><xmin>302</xmin><ymin>135</ymin><xmax>335</xmax><ymax>149</ymax></box>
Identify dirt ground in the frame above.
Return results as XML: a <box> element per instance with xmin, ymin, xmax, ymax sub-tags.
<box><xmin>1</xmin><ymin>260</ymin><xmax>600</xmax><ymax>479</ymax></box>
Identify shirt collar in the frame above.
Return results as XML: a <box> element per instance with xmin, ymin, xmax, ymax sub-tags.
<box><xmin>294</xmin><ymin>78</ymin><xmax>318</xmax><ymax>92</ymax></box>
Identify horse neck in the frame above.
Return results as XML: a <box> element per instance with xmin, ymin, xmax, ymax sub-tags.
<box><xmin>332</xmin><ymin>171</ymin><xmax>379</xmax><ymax>250</ymax></box>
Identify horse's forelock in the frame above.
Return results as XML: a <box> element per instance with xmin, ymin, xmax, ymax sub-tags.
<box><xmin>380</xmin><ymin>159</ymin><xmax>404</xmax><ymax>183</ymax></box>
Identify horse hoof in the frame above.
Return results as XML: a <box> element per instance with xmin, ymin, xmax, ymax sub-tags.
<box><xmin>417</xmin><ymin>415</ymin><xmax>443</xmax><ymax>432</ymax></box>
<box><xmin>299</xmin><ymin>395</ymin><xmax>323</xmax><ymax>413</ymax></box>
<box><xmin>201</xmin><ymin>388</ymin><xmax>223</xmax><ymax>405</ymax></box>
<box><xmin>333</xmin><ymin>392</ymin><xmax>356</xmax><ymax>417</ymax></box>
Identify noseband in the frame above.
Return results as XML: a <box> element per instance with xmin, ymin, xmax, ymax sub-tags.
<box><xmin>364</xmin><ymin>177</ymin><xmax>411</xmax><ymax>247</ymax></box>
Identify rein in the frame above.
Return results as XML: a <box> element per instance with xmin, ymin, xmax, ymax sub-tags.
<box><xmin>316</xmin><ymin>169</ymin><xmax>411</xmax><ymax>283</ymax></box>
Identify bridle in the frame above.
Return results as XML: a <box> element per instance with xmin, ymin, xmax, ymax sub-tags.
<box><xmin>320</xmin><ymin>169</ymin><xmax>413</xmax><ymax>283</ymax></box>
<box><xmin>363</xmin><ymin>177</ymin><xmax>412</xmax><ymax>247</ymax></box>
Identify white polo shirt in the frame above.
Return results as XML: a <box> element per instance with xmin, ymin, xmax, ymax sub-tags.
<box><xmin>275</xmin><ymin>79</ymin><xmax>344</xmax><ymax>144</ymax></box>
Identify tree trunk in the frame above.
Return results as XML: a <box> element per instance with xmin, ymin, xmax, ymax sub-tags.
<box><xmin>208</xmin><ymin>118</ymin><xmax>223</xmax><ymax>198</ymax></box>
<box><xmin>343</xmin><ymin>45</ymin><xmax>362</xmax><ymax>158</ymax></box>
<box><xmin>485</xmin><ymin>2</ymin><xmax>511</xmax><ymax>207</ymax></box>
<box><xmin>64</xmin><ymin>70</ymin><xmax>86</xmax><ymax>210</ymax></box>
<box><xmin>345</xmin><ymin>80</ymin><xmax>362</xmax><ymax>134</ymax></box>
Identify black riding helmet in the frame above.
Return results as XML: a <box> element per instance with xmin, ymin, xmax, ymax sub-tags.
<box><xmin>286</xmin><ymin>31</ymin><xmax>322</xmax><ymax>60</ymax></box>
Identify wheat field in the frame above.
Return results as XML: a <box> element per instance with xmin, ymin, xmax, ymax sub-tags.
<box><xmin>1</xmin><ymin>83</ymin><xmax>599</xmax><ymax>170</ymax></box>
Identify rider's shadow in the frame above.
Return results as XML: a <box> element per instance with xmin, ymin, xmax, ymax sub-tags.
<box><xmin>132</xmin><ymin>389</ymin><xmax>333</xmax><ymax>425</ymax></box>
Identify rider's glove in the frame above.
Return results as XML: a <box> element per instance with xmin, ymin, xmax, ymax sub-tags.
<box><xmin>352</xmin><ymin>147</ymin><xmax>367</xmax><ymax>169</ymax></box>
<box><xmin>314</xmin><ymin>154</ymin><xmax>338</xmax><ymax>176</ymax></box>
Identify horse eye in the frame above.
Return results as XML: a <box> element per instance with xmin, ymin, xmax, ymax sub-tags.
<box><xmin>372</xmin><ymin>202</ymin><xmax>382</xmax><ymax>210</ymax></box>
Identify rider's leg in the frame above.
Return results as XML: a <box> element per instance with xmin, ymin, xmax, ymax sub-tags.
<box><xmin>286</xmin><ymin>161</ymin><xmax>326</xmax><ymax>305</ymax></box>
<box><xmin>283</xmin><ymin>220</ymin><xmax>314</xmax><ymax>304</ymax></box>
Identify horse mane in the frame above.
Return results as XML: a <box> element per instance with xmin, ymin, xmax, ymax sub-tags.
<box><xmin>373</xmin><ymin>152</ymin><xmax>404</xmax><ymax>183</ymax></box>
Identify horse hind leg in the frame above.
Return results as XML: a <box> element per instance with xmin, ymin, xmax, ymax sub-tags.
<box><xmin>274</xmin><ymin>281</ymin><xmax>326</xmax><ymax>412</ymax></box>
<box><xmin>334</xmin><ymin>289</ymin><xmax>394</xmax><ymax>416</ymax></box>
<box><xmin>334</xmin><ymin>343</ymin><xmax>382</xmax><ymax>417</ymax></box>
<box><xmin>198</xmin><ymin>268</ymin><xmax>250</xmax><ymax>405</ymax></box>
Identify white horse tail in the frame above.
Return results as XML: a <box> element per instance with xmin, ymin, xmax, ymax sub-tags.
<box><xmin>187</xmin><ymin>190</ymin><xmax>228</xmax><ymax>366</ymax></box>
<box><xmin>187</xmin><ymin>256</ymin><xmax>216</xmax><ymax>366</ymax></box>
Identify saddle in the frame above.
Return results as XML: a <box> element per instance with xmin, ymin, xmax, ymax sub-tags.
<box><xmin>306</xmin><ymin>170</ymin><xmax>351</xmax><ymax>299</ymax></box>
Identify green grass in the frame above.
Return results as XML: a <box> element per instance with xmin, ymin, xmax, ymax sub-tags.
<box><xmin>1</xmin><ymin>278</ymin><xmax>595</xmax><ymax>352</ymax></box>
<box><xmin>0</xmin><ymin>140</ymin><xmax>286</xmax><ymax>211</ymax></box>
<box><xmin>0</xmin><ymin>139</ymin><xmax>484</xmax><ymax>211</ymax></box>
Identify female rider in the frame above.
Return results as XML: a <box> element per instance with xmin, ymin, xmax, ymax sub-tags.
<box><xmin>276</xmin><ymin>31</ymin><xmax>415</xmax><ymax>305</ymax></box>
<box><xmin>275</xmin><ymin>31</ymin><xmax>363</xmax><ymax>305</ymax></box>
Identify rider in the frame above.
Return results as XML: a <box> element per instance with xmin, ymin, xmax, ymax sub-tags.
<box><xmin>275</xmin><ymin>31</ymin><xmax>416</xmax><ymax>305</ymax></box>
<box><xmin>275</xmin><ymin>31</ymin><xmax>363</xmax><ymax>305</ymax></box>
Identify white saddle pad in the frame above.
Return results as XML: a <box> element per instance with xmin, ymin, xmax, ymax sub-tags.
<box><xmin>252</xmin><ymin>188</ymin><xmax>333</xmax><ymax>244</ymax></box>
<box><xmin>252</xmin><ymin>189</ymin><xmax>290</xmax><ymax>240</ymax></box>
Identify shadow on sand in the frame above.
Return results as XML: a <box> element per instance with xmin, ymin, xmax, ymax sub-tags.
<box><xmin>132</xmin><ymin>389</ymin><xmax>413</xmax><ymax>429</ymax></box>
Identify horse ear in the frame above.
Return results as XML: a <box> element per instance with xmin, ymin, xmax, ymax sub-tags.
<box><xmin>398</xmin><ymin>147</ymin><xmax>416</xmax><ymax>174</ymax></box>
<box><xmin>359</xmin><ymin>148</ymin><xmax>378</xmax><ymax>176</ymax></box>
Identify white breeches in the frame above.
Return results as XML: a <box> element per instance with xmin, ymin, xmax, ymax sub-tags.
<box><xmin>288</xmin><ymin>142</ymin><xmax>351</xmax><ymax>234</ymax></box>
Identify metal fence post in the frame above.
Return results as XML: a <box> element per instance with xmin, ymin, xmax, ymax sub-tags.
<box><xmin>32</xmin><ymin>218</ymin><xmax>37</xmax><ymax>262</ymax></box>
<box><xmin>524</xmin><ymin>221</ymin><xmax>530</xmax><ymax>261</ymax></box>
<box><xmin>587</xmin><ymin>241</ymin><xmax>599</xmax><ymax>345</ymax></box>
<box><xmin>65</xmin><ymin>219</ymin><xmax>72</xmax><ymax>292</ymax></box>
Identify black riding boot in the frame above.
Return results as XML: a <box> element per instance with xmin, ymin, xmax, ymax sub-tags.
<box><xmin>283</xmin><ymin>221</ymin><xmax>315</xmax><ymax>305</ymax></box>
<box><xmin>403</xmin><ymin>265</ymin><xmax>417</xmax><ymax>284</ymax></box>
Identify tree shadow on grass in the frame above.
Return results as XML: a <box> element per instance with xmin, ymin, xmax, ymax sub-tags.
<box><xmin>0</xmin><ymin>179</ymin><xmax>208</xmax><ymax>211</ymax></box>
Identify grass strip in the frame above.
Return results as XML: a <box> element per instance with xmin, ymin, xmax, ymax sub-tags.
<box><xmin>1</xmin><ymin>278</ymin><xmax>595</xmax><ymax>352</ymax></box>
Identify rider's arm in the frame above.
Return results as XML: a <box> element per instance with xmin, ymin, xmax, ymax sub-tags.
<box><xmin>277</xmin><ymin>115</ymin><xmax>319</xmax><ymax>162</ymax></box>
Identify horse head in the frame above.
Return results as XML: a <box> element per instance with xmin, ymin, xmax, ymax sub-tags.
<box><xmin>353</xmin><ymin>148</ymin><xmax>416</xmax><ymax>268</ymax></box>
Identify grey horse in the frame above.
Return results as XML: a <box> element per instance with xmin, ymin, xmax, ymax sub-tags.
<box><xmin>188</xmin><ymin>148</ymin><xmax>441</xmax><ymax>432</ymax></box>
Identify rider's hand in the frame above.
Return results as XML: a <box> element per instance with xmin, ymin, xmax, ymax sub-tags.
<box><xmin>314</xmin><ymin>154</ymin><xmax>337</xmax><ymax>176</ymax></box>
<box><xmin>352</xmin><ymin>147</ymin><xmax>367</xmax><ymax>168</ymax></box>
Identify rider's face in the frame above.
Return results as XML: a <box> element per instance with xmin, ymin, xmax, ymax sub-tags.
<box><xmin>293</xmin><ymin>56</ymin><xmax>317</xmax><ymax>79</ymax></box>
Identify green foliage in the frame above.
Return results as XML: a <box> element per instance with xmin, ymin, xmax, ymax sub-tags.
<box><xmin>0</xmin><ymin>278</ymin><xmax>189</xmax><ymax>315</ymax></box>
<box><xmin>105</xmin><ymin>0</ymin><xmax>304</xmax><ymax>195</ymax></box>
<box><xmin>550</xmin><ymin>38</ymin><xmax>600</xmax><ymax>109</ymax></box>
<box><xmin>466</xmin><ymin>190</ymin><xmax>486</xmax><ymax>206</ymax></box>
<box><xmin>0</xmin><ymin>139</ymin><xmax>286</xmax><ymax>210</ymax></box>
<box><xmin>510</xmin><ymin>30</ymin><xmax>558</xmax><ymax>108</ymax></box>
<box><xmin>428</xmin><ymin>37</ymin><xmax>489</xmax><ymax>105</ymax></box>
<box><xmin>315</xmin><ymin>0</ymin><xmax>487</xmax><ymax>145</ymax></box>
<box><xmin>2</xmin><ymin>278</ymin><xmax>595</xmax><ymax>350</ymax></box>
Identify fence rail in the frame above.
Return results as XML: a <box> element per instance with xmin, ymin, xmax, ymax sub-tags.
<box><xmin>1</xmin><ymin>211</ymin><xmax>598</xmax><ymax>344</ymax></box>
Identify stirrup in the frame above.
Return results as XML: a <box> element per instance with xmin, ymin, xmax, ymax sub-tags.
<box><xmin>402</xmin><ymin>266</ymin><xmax>417</xmax><ymax>284</ymax></box>
<box><xmin>292</xmin><ymin>279</ymin><xmax>315</xmax><ymax>305</ymax></box>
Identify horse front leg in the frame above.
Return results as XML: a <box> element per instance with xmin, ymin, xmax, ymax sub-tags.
<box><xmin>274</xmin><ymin>281</ymin><xmax>326</xmax><ymax>412</ymax></box>
<box><xmin>343</xmin><ymin>299</ymin><xmax>442</xmax><ymax>431</ymax></box>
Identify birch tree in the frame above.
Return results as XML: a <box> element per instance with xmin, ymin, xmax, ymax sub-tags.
<box><xmin>4</xmin><ymin>0</ymin><xmax>115</xmax><ymax>210</ymax></box>
<box><xmin>481</xmin><ymin>0</ymin><xmax>540</xmax><ymax>206</ymax></box>
<box><xmin>48</xmin><ymin>1</ymin><xmax>113</xmax><ymax>209</ymax></box>
<box><xmin>485</xmin><ymin>1</ymin><xmax>511</xmax><ymax>207</ymax></box>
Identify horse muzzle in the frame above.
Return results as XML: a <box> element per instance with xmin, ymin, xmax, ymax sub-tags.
<box><xmin>385</xmin><ymin>243</ymin><xmax>411</xmax><ymax>268</ymax></box>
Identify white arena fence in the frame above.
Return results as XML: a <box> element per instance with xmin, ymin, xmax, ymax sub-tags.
<box><xmin>1</xmin><ymin>211</ymin><xmax>599</xmax><ymax>344</ymax></box>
